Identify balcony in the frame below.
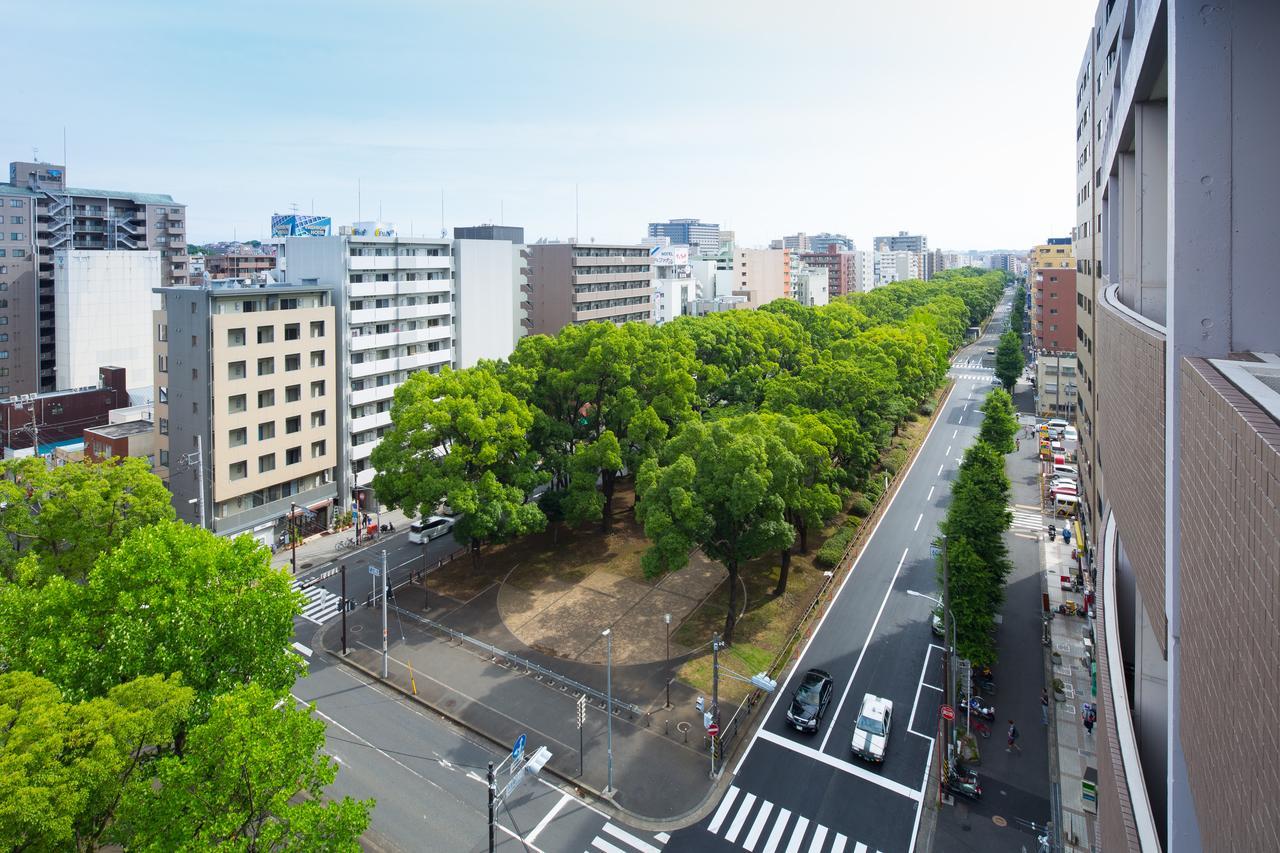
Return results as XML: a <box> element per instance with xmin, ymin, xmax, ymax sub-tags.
<box><xmin>351</xmin><ymin>410</ymin><xmax>393</xmax><ymax>434</ymax></box>
<box><xmin>350</xmin><ymin>384</ymin><xmax>397</xmax><ymax>406</ymax></box>
<box><xmin>573</xmin><ymin>285</ymin><xmax>652</xmax><ymax>303</ymax></box>
<box><xmin>349</xmin><ymin>302</ymin><xmax>451</xmax><ymax>325</ymax></box>
<box><xmin>348</xmin><ymin>254</ymin><xmax>451</xmax><ymax>272</ymax></box>
<box><xmin>348</xmin><ymin>279</ymin><xmax>450</xmax><ymax>299</ymax></box>
<box><xmin>350</xmin><ymin>326</ymin><xmax>446</xmax><ymax>351</ymax></box>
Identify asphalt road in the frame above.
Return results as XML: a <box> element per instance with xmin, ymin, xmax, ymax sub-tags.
<box><xmin>666</xmin><ymin>294</ymin><xmax>1015</xmax><ymax>853</ymax></box>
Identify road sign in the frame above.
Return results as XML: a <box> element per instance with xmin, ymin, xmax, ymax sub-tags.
<box><xmin>368</xmin><ymin>565</ymin><xmax>380</xmax><ymax>576</ymax></box>
<box><xmin>576</xmin><ymin>694</ymin><xmax>587</xmax><ymax>729</ymax></box>
<box><xmin>941</xmin><ymin>704</ymin><xmax>955</xmax><ymax>721</ymax></box>
<box><xmin>703</xmin><ymin>711</ymin><xmax>713</xmax><ymax>730</ymax></box>
<box><xmin>930</xmin><ymin>544</ymin><xmax>942</xmax><ymax>559</ymax></box>
<box><xmin>512</xmin><ymin>733</ymin><xmax>526</xmax><ymax>762</ymax></box>
<box><xmin>706</xmin><ymin>721</ymin><xmax>719</xmax><ymax>737</ymax></box>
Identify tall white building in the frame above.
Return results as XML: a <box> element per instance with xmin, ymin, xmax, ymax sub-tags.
<box><xmin>874</xmin><ymin>250</ymin><xmax>922</xmax><ymax>286</ymax></box>
<box><xmin>54</xmin><ymin>250</ymin><xmax>160</xmax><ymax>392</ymax></box>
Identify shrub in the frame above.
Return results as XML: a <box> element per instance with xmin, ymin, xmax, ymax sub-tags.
<box><xmin>849</xmin><ymin>494</ymin><xmax>874</xmax><ymax>518</ymax></box>
<box><xmin>919</xmin><ymin>402</ymin><xmax>935</xmax><ymax>417</ymax></box>
<box><xmin>816</xmin><ymin>520</ymin><xmax>860</xmax><ymax>568</ymax></box>
<box><xmin>884</xmin><ymin>448</ymin><xmax>909</xmax><ymax>475</ymax></box>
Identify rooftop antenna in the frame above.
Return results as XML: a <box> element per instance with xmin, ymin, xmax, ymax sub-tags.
<box><xmin>32</xmin><ymin>146</ymin><xmax>38</xmax><ymax>162</ymax></box>
<box><xmin>575</xmin><ymin>183</ymin><xmax>579</xmax><ymax>243</ymax></box>
<box><xmin>440</xmin><ymin>190</ymin><xmax>446</xmax><ymax>238</ymax></box>
<box><xmin>500</xmin><ymin>199</ymin><xmax>505</xmax><ymax>226</ymax></box>
<box><xmin>62</xmin><ymin>127</ymin><xmax>67</xmax><ymax>169</ymax></box>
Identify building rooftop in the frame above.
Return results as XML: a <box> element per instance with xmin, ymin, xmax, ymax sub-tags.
<box><xmin>0</xmin><ymin>182</ymin><xmax>177</xmax><ymax>205</ymax></box>
<box><xmin>86</xmin><ymin>419</ymin><xmax>155</xmax><ymax>439</ymax></box>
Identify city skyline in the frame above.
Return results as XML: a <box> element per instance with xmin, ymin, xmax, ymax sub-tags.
<box><xmin>4</xmin><ymin>0</ymin><xmax>1092</xmax><ymax>249</ymax></box>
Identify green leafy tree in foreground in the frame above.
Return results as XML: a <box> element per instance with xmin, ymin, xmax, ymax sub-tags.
<box><xmin>994</xmin><ymin>329</ymin><xmax>1024</xmax><ymax>392</ymax></box>
<box><xmin>938</xmin><ymin>536</ymin><xmax>999</xmax><ymax>666</ymax></box>
<box><xmin>0</xmin><ymin>456</ymin><xmax>175</xmax><ymax>584</ymax></box>
<box><xmin>760</xmin><ymin>413</ymin><xmax>841</xmax><ymax>596</ymax></box>
<box><xmin>635</xmin><ymin>417</ymin><xmax>795</xmax><ymax>644</ymax></box>
<box><xmin>0</xmin><ymin>672</ymin><xmax>192</xmax><ymax>852</ymax></box>
<box><xmin>978</xmin><ymin>388</ymin><xmax>1019</xmax><ymax>454</ymax></box>
<box><xmin>113</xmin><ymin>683</ymin><xmax>371</xmax><ymax>852</ymax></box>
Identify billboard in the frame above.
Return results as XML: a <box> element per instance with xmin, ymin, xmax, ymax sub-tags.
<box><xmin>649</xmin><ymin>244</ymin><xmax>689</xmax><ymax>267</ymax></box>
<box><xmin>271</xmin><ymin>214</ymin><xmax>332</xmax><ymax>237</ymax></box>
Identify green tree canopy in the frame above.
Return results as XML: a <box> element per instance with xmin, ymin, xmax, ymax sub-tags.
<box><xmin>978</xmin><ymin>388</ymin><xmax>1019</xmax><ymax>454</ymax></box>
<box><xmin>995</xmin><ymin>329</ymin><xmax>1025</xmax><ymax>391</ymax></box>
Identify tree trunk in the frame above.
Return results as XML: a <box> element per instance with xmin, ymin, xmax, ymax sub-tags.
<box><xmin>797</xmin><ymin>519</ymin><xmax>809</xmax><ymax>553</ymax></box>
<box><xmin>723</xmin><ymin>558</ymin><xmax>738</xmax><ymax>646</ymax></box>
<box><xmin>600</xmin><ymin>469</ymin><xmax>617</xmax><ymax>530</ymax></box>
<box><xmin>470</xmin><ymin>538</ymin><xmax>482</xmax><ymax>570</ymax></box>
<box><xmin>774</xmin><ymin>547</ymin><xmax>791</xmax><ymax>597</ymax></box>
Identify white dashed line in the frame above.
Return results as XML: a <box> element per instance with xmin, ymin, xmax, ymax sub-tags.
<box><xmin>914</xmin><ymin>514</ymin><xmax>922</xmax><ymax>531</ymax></box>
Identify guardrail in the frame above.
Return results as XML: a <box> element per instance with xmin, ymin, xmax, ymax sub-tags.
<box><xmin>388</xmin><ymin>603</ymin><xmax>648</xmax><ymax>721</ymax></box>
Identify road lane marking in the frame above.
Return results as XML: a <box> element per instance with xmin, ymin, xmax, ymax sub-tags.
<box><xmin>708</xmin><ymin>786</ymin><xmax>741</xmax><ymax>834</ymax></box>
<box><xmin>830</xmin><ymin>833</ymin><xmax>847</xmax><ymax>853</ymax></box>
<box><xmin>927</xmin><ymin>486</ymin><xmax>935</xmax><ymax>501</ymax></box>
<box><xmin>602</xmin><ymin>822</ymin><xmax>660</xmax><ymax>853</ymax></box>
<box><xmin>784</xmin><ymin>817</ymin><xmax>810</xmax><ymax>853</ymax></box>
<box><xmin>913</xmin><ymin>513</ymin><xmax>922</xmax><ymax>531</ymax></box>
<box><xmin>526</xmin><ymin>792</ymin><xmax>571</xmax><ymax>845</ymax></box>
<box><xmin>952</xmin><ymin>429</ymin><xmax>957</xmax><ymax>438</ymax></box>
<box><xmin>761</xmin><ymin>808</ymin><xmax>792</xmax><ymax>853</ymax></box>
<box><xmin>655</xmin><ymin>833</ymin><xmax>670</xmax><ymax>843</ymax></box>
<box><xmin>937</xmin><ymin>464</ymin><xmax>944</xmax><ymax>476</ymax></box>
<box><xmin>807</xmin><ymin>823</ymin><xmax>828</xmax><ymax>852</ymax></box>
<box><xmin>819</xmin><ymin>546</ymin><xmax>910</xmax><ymax>752</ymax></box>
<box><xmin>945</xmin><ymin>445</ymin><xmax>951</xmax><ymax>455</ymax></box>
<box><xmin>725</xmin><ymin>793</ymin><xmax>757</xmax><ymax>843</ymax></box>
<box><xmin>732</xmin><ymin>380</ymin><xmax>958</xmax><ymax>775</ymax></box>
<box><xmin>742</xmin><ymin>800</ymin><xmax>773</xmax><ymax>851</ymax></box>
<box><xmin>591</xmin><ymin>837</ymin><xmax>627</xmax><ymax>853</ymax></box>
<box><xmin>908</xmin><ymin>645</ymin><xmax>944</xmax><ymax>741</ymax></box>
<box><xmin>854</xmin><ymin>843</ymin><xmax>868</xmax><ymax>853</ymax></box>
<box><xmin>291</xmin><ymin>641</ymin><xmax>312</xmax><ymax>657</ymax></box>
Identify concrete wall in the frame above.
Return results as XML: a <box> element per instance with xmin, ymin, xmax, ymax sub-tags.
<box><xmin>1177</xmin><ymin>357</ymin><xmax>1280</xmax><ymax>851</ymax></box>
<box><xmin>454</xmin><ymin>239</ymin><xmax>518</xmax><ymax>368</ymax></box>
<box><xmin>527</xmin><ymin>244</ymin><xmax>573</xmax><ymax>336</ymax></box>
<box><xmin>54</xmin><ymin>250</ymin><xmax>160</xmax><ymax>391</ymax></box>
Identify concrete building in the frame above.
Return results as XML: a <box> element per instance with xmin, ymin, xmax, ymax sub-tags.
<box><xmin>526</xmin><ymin>243</ymin><xmax>654</xmax><ymax>335</ymax></box>
<box><xmin>799</xmin><ymin>246</ymin><xmax>857</xmax><ymax>298</ymax></box>
<box><xmin>84</xmin><ymin>418</ymin><xmax>155</xmax><ymax>465</ymax></box>
<box><xmin>452</xmin><ymin>236</ymin><xmax>527</xmax><ymax>367</ymax></box>
<box><xmin>1</xmin><ymin>366</ymin><xmax>131</xmax><ymax>458</ymax></box>
<box><xmin>1034</xmin><ymin>352</ymin><xmax>1078</xmax><ymax>418</ymax></box>
<box><xmin>53</xmin><ymin>250</ymin><xmax>160</xmax><ymax>392</ymax></box>
<box><xmin>851</xmin><ymin>250</ymin><xmax>876</xmax><ymax>292</ymax></box>
<box><xmin>285</xmin><ymin>226</ymin><xmax>456</xmax><ymax>493</ymax></box>
<box><xmin>646</xmin><ymin>218</ymin><xmax>719</xmax><ymax>256</ymax></box>
<box><xmin>874</xmin><ymin>250</ymin><xmax>921</xmax><ymax>286</ymax></box>
<box><xmin>790</xmin><ymin>262</ymin><xmax>829</xmax><ymax>308</ymax></box>
<box><xmin>454</xmin><ymin>224</ymin><xmax>524</xmax><ymax>243</ymax></box>
<box><xmin>1076</xmin><ymin>4</ymin><xmax>1280</xmax><ymax>852</ymax></box>
<box><xmin>775</xmin><ymin>233</ymin><xmax>811</xmax><ymax>252</ymax></box>
<box><xmin>1029</xmin><ymin>237</ymin><xmax>1074</xmax><ymax>270</ymax></box>
<box><xmin>0</xmin><ymin>160</ymin><xmax>186</xmax><ymax>397</ymax></box>
<box><xmin>874</xmin><ymin>231</ymin><xmax>927</xmax><ymax>253</ymax></box>
<box><xmin>1032</xmin><ymin>267</ymin><xmax>1077</xmax><ymax>352</ymax></box>
<box><xmin>807</xmin><ymin>233</ymin><xmax>855</xmax><ymax>252</ymax></box>
<box><xmin>731</xmin><ymin>248</ymin><xmax>790</xmax><ymax>308</ymax></box>
<box><xmin>205</xmin><ymin>252</ymin><xmax>277</xmax><ymax>280</ymax></box>
<box><xmin>153</xmin><ymin>281</ymin><xmax>339</xmax><ymax>546</ymax></box>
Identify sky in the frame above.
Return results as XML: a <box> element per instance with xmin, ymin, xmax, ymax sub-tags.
<box><xmin>4</xmin><ymin>1</ymin><xmax>1095</xmax><ymax>250</ymax></box>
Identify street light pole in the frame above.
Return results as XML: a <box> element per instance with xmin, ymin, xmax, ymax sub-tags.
<box><xmin>381</xmin><ymin>549</ymin><xmax>388</xmax><ymax>679</ymax></box>
<box><xmin>340</xmin><ymin>563</ymin><xmax>348</xmax><ymax>656</ymax></box>
<box><xmin>941</xmin><ymin>535</ymin><xmax>955</xmax><ymax>765</ymax></box>
<box><xmin>290</xmin><ymin>501</ymin><xmax>298</xmax><ymax>575</ymax></box>
<box><xmin>711</xmin><ymin>633</ymin><xmax>721</xmax><ymax>779</ymax></box>
<box><xmin>664</xmin><ymin>613</ymin><xmax>672</xmax><ymax>709</ymax></box>
<box><xmin>602</xmin><ymin>628</ymin><xmax>614</xmax><ymax>796</ymax></box>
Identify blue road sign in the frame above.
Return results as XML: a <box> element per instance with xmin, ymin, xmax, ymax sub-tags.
<box><xmin>512</xmin><ymin>733</ymin><xmax>527</xmax><ymax>762</ymax></box>
<box><xmin>368</xmin><ymin>565</ymin><xmax>380</xmax><ymax>576</ymax></box>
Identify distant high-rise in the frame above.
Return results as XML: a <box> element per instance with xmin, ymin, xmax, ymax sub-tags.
<box><xmin>1</xmin><ymin>160</ymin><xmax>187</xmax><ymax>396</ymax></box>
<box><xmin>873</xmin><ymin>231</ymin><xmax>927</xmax><ymax>253</ymax></box>
<box><xmin>647</xmin><ymin>218</ymin><xmax>720</xmax><ymax>256</ymax></box>
<box><xmin>527</xmin><ymin>242</ymin><xmax>654</xmax><ymax>336</ymax></box>
<box><xmin>454</xmin><ymin>224</ymin><xmax>525</xmax><ymax>244</ymax></box>
<box><xmin>808</xmin><ymin>233</ymin><xmax>855</xmax><ymax>253</ymax></box>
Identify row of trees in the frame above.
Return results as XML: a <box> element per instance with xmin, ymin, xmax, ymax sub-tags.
<box><xmin>939</xmin><ymin>388</ymin><xmax>1018</xmax><ymax>666</ymax></box>
<box><xmin>0</xmin><ymin>457</ymin><xmax>371</xmax><ymax>850</ymax></box>
<box><xmin>372</xmin><ymin>269</ymin><xmax>1007</xmax><ymax>643</ymax></box>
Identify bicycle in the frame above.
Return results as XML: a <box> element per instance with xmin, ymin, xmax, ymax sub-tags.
<box><xmin>333</xmin><ymin>537</ymin><xmax>358</xmax><ymax>553</ymax></box>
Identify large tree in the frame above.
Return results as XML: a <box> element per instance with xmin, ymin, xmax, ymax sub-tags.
<box><xmin>635</xmin><ymin>416</ymin><xmax>795</xmax><ymax>644</ymax></box>
<box><xmin>978</xmin><ymin>388</ymin><xmax>1019</xmax><ymax>454</ymax></box>
<box><xmin>760</xmin><ymin>413</ymin><xmax>841</xmax><ymax>596</ymax></box>
<box><xmin>0</xmin><ymin>521</ymin><xmax>302</xmax><ymax>717</ymax></box>
<box><xmin>0</xmin><ymin>456</ymin><xmax>175</xmax><ymax>583</ymax></box>
<box><xmin>371</xmin><ymin>363</ymin><xmax>546</xmax><ymax>562</ymax></box>
<box><xmin>994</xmin><ymin>329</ymin><xmax>1025</xmax><ymax>391</ymax></box>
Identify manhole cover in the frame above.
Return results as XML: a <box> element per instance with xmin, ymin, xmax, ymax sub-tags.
<box><xmin>351</xmin><ymin>624</ymin><xmax>364</xmax><ymax>633</ymax></box>
<box><xmin>992</xmin><ymin>815</ymin><xmax>1008</xmax><ymax>827</ymax></box>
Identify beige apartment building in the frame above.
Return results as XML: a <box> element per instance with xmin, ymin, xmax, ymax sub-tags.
<box><xmin>731</xmin><ymin>247</ymin><xmax>791</xmax><ymax>307</ymax></box>
<box><xmin>154</xmin><ymin>281</ymin><xmax>338</xmax><ymax>549</ymax></box>
<box><xmin>526</xmin><ymin>242</ymin><xmax>653</xmax><ymax>336</ymax></box>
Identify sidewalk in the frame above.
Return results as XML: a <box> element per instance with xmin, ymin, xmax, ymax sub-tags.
<box><xmin>313</xmin><ymin>581</ymin><xmax>719</xmax><ymax>823</ymax></box>
<box><xmin>272</xmin><ymin>507</ymin><xmax>413</xmax><ymax>574</ymax></box>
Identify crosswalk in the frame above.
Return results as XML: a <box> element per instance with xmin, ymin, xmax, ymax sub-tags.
<box><xmin>292</xmin><ymin>578</ymin><xmax>343</xmax><ymax>625</ymax></box>
<box><xmin>586</xmin><ymin>821</ymin><xmax>669</xmax><ymax>853</ymax></box>
<box><xmin>952</xmin><ymin>372</ymin><xmax>995</xmax><ymax>382</ymax></box>
<box><xmin>1009</xmin><ymin>504</ymin><xmax>1044</xmax><ymax>539</ymax></box>
<box><xmin>705</xmin><ymin>786</ymin><xmax>880</xmax><ymax>853</ymax></box>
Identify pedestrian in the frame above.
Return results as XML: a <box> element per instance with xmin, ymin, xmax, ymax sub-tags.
<box><xmin>1083</xmin><ymin>705</ymin><xmax>1096</xmax><ymax>735</ymax></box>
<box><xmin>1016</xmin><ymin>437</ymin><xmax>1021</xmax><ymax>451</ymax></box>
<box><xmin>1006</xmin><ymin>719</ymin><xmax>1022</xmax><ymax>753</ymax></box>
<box><xmin>1041</xmin><ymin>689</ymin><xmax>1049</xmax><ymax>725</ymax></box>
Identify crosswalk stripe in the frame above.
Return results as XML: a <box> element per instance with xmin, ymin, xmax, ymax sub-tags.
<box><xmin>853</xmin><ymin>843</ymin><xmax>868</xmax><ymax>853</ymax></box>
<box><xmin>742</xmin><ymin>801</ymin><xmax>773</xmax><ymax>851</ymax></box>
<box><xmin>830</xmin><ymin>833</ymin><xmax>848</xmax><ymax>853</ymax></box>
<box><xmin>761</xmin><ymin>808</ymin><xmax>791</xmax><ymax>853</ymax></box>
<box><xmin>654</xmin><ymin>832</ymin><xmax>670</xmax><ymax>844</ymax></box>
<box><xmin>783</xmin><ymin>817</ymin><xmax>809</xmax><ymax>853</ymax></box>
<box><xmin>707</xmin><ymin>786</ymin><xmax>740</xmax><ymax>834</ymax></box>
<box><xmin>601</xmin><ymin>822</ymin><xmax>659</xmax><ymax>853</ymax></box>
<box><xmin>591</xmin><ymin>837</ymin><xmax>628</xmax><ymax>853</ymax></box>
<box><xmin>807</xmin><ymin>824</ymin><xmax>828</xmax><ymax>853</ymax></box>
<box><xmin>725</xmin><ymin>793</ymin><xmax>757</xmax><ymax>843</ymax></box>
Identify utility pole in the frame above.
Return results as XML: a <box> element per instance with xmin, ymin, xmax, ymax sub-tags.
<box><xmin>423</xmin><ymin>540</ymin><xmax>430</xmax><ymax>611</ymax></box>
<box><xmin>340</xmin><ymin>564</ymin><xmax>348</xmax><ymax>656</ymax></box>
<box><xmin>194</xmin><ymin>434</ymin><xmax>206</xmax><ymax>529</ymax></box>
<box><xmin>381</xmin><ymin>549</ymin><xmax>388</xmax><ymax>678</ymax></box>
<box><xmin>290</xmin><ymin>501</ymin><xmax>298</xmax><ymax>574</ymax></box>
<box><xmin>664</xmin><ymin>613</ymin><xmax>672</xmax><ymax>709</ymax></box>
<box><xmin>711</xmin><ymin>634</ymin><xmax>721</xmax><ymax>779</ymax></box>
<box><xmin>941</xmin><ymin>535</ymin><xmax>955</xmax><ymax>766</ymax></box>
<box><xmin>487</xmin><ymin>761</ymin><xmax>496</xmax><ymax>853</ymax></box>
<box><xmin>602</xmin><ymin>628</ymin><xmax>614</xmax><ymax>796</ymax></box>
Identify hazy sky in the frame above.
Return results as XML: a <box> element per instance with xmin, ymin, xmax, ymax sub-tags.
<box><xmin>5</xmin><ymin>1</ymin><xmax>1094</xmax><ymax>249</ymax></box>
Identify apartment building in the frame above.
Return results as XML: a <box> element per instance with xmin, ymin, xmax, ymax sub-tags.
<box><xmin>1034</xmin><ymin>352</ymin><xmax>1078</xmax><ymax>418</ymax></box>
<box><xmin>807</xmin><ymin>232</ymin><xmax>854</xmax><ymax>253</ymax></box>
<box><xmin>789</xmin><ymin>262</ymin><xmax>829</xmax><ymax>308</ymax></box>
<box><xmin>1077</xmin><ymin>3</ymin><xmax>1280</xmax><ymax>852</ymax></box>
<box><xmin>526</xmin><ymin>242</ymin><xmax>654</xmax><ymax>335</ymax></box>
<box><xmin>798</xmin><ymin>246</ymin><xmax>856</xmax><ymax>298</ymax></box>
<box><xmin>1030</xmin><ymin>237</ymin><xmax>1074</xmax><ymax>270</ymax></box>
<box><xmin>646</xmin><ymin>218</ymin><xmax>720</xmax><ymax>256</ymax></box>
<box><xmin>873</xmin><ymin>250</ymin><xmax>921</xmax><ymax>287</ymax></box>
<box><xmin>873</xmin><ymin>230</ymin><xmax>927</xmax><ymax>253</ymax></box>
<box><xmin>53</xmin><ymin>250</ymin><xmax>159</xmax><ymax>392</ymax></box>
<box><xmin>153</xmin><ymin>281</ymin><xmax>339</xmax><ymax>547</ymax></box>
<box><xmin>0</xmin><ymin>365</ymin><xmax>131</xmax><ymax>457</ymax></box>
<box><xmin>205</xmin><ymin>252</ymin><xmax>277</xmax><ymax>280</ymax></box>
<box><xmin>0</xmin><ymin>160</ymin><xmax>186</xmax><ymax>397</ymax></box>
<box><xmin>1032</xmin><ymin>267</ymin><xmax>1077</xmax><ymax>352</ymax></box>
<box><xmin>731</xmin><ymin>248</ymin><xmax>790</xmax><ymax>307</ymax></box>
<box><xmin>285</xmin><ymin>226</ymin><xmax>456</xmax><ymax>493</ymax></box>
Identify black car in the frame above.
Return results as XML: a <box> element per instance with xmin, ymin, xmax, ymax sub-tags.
<box><xmin>785</xmin><ymin>668</ymin><xmax>834</xmax><ymax>733</ymax></box>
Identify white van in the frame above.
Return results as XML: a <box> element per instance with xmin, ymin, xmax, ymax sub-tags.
<box><xmin>1053</xmin><ymin>494</ymin><xmax>1080</xmax><ymax>516</ymax></box>
<box><xmin>1053</xmin><ymin>464</ymin><xmax>1078</xmax><ymax>479</ymax></box>
<box><xmin>409</xmin><ymin>516</ymin><xmax>455</xmax><ymax>544</ymax></box>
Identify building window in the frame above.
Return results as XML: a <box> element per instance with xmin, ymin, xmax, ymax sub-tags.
<box><xmin>11</xmin><ymin>250</ymin><xmax>22</xmax><ymax>258</ymax></box>
<box><xmin>159</xmin><ymin>417</ymin><xmax>169</xmax><ymax>436</ymax></box>
<box><xmin>258</xmin><ymin>454</ymin><xmax>276</xmax><ymax>473</ymax></box>
<box><xmin>228</xmin><ymin>361</ymin><xmax>246</xmax><ymax>380</ymax></box>
<box><xmin>159</xmin><ymin>449</ymin><xmax>170</xmax><ymax>467</ymax></box>
<box><xmin>229</xmin><ymin>394</ymin><xmax>247</xmax><ymax>413</ymax></box>
<box><xmin>286</xmin><ymin>415</ymin><xmax>301</xmax><ymax>434</ymax></box>
<box><xmin>157</xmin><ymin>323</ymin><xmax>168</xmax><ymax>342</ymax></box>
<box><xmin>310</xmin><ymin>350</ymin><xmax>325</xmax><ymax>368</ymax></box>
<box><xmin>229</xmin><ymin>427</ymin><xmax>247</xmax><ymax>447</ymax></box>
<box><xmin>158</xmin><ymin>386</ymin><xmax>168</xmax><ymax>403</ymax></box>
<box><xmin>310</xmin><ymin>320</ymin><xmax>325</xmax><ymax>338</ymax></box>
<box><xmin>310</xmin><ymin>380</ymin><xmax>325</xmax><ymax>398</ymax></box>
<box><xmin>230</xmin><ymin>461</ymin><xmax>248</xmax><ymax>481</ymax></box>
<box><xmin>311</xmin><ymin>440</ymin><xmax>326</xmax><ymax>458</ymax></box>
<box><xmin>311</xmin><ymin>410</ymin><xmax>326</xmax><ymax>428</ymax></box>
<box><xmin>227</xmin><ymin>328</ymin><xmax>246</xmax><ymax>346</ymax></box>
<box><xmin>285</xmin><ymin>353</ymin><xmax>300</xmax><ymax>371</ymax></box>
<box><xmin>258</xmin><ymin>421</ymin><xmax>275</xmax><ymax>441</ymax></box>
<box><xmin>284</xmin><ymin>323</ymin><xmax>300</xmax><ymax>341</ymax></box>
<box><xmin>257</xmin><ymin>357</ymin><xmax>274</xmax><ymax>376</ymax></box>
<box><xmin>285</xmin><ymin>446</ymin><xmax>302</xmax><ymax>465</ymax></box>
<box><xmin>157</xmin><ymin>354</ymin><xmax>168</xmax><ymax>374</ymax></box>
<box><xmin>257</xmin><ymin>389</ymin><xmax>275</xmax><ymax>408</ymax></box>
<box><xmin>285</xmin><ymin>384</ymin><xmax>301</xmax><ymax>403</ymax></box>
<box><xmin>257</xmin><ymin>325</ymin><xmax>274</xmax><ymax>344</ymax></box>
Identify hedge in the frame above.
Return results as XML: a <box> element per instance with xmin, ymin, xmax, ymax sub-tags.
<box><xmin>816</xmin><ymin>519</ymin><xmax>860</xmax><ymax>568</ymax></box>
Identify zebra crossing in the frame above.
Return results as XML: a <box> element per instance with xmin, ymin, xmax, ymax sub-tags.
<box><xmin>1009</xmin><ymin>504</ymin><xmax>1044</xmax><ymax>539</ymax></box>
<box><xmin>952</xmin><ymin>372</ymin><xmax>996</xmax><ymax>382</ymax></box>
<box><xmin>292</xmin><ymin>578</ymin><xmax>343</xmax><ymax>625</ymax></box>
<box><xmin>585</xmin><ymin>821</ymin><xmax>669</xmax><ymax>853</ymax></box>
<box><xmin>705</xmin><ymin>786</ymin><xmax>880</xmax><ymax>853</ymax></box>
